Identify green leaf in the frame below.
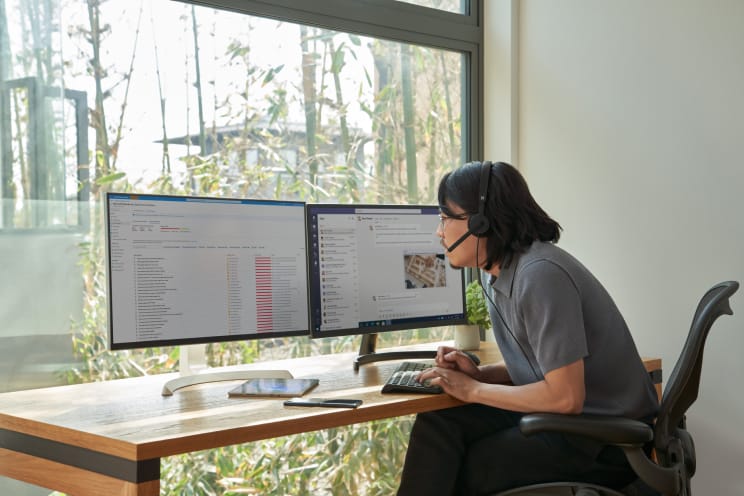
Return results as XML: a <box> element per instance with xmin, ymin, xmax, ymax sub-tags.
<box><xmin>95</xmin><ymin>171</ymin><xmax>126</xmax><ymax>185</ymax></box>
<box><xmin>330</xmin><ymin>48</ymin><xmax>345</xmax><ymax>73</ymax></box>
<box><xmin>262</xmin><ymin>64</ymin><xmax>285</xmax><ymax>86</ymax></box>
<box><xmin>465</xmin><ymin>280</ymin><xmax>490</xmax><ymax>327</ymax></box>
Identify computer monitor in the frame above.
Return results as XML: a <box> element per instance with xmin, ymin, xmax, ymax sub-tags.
<box><xmin>105</xmin><ymin>193</ymin><xmax>309</xmax><ymax>394</ymax></box>
<box><xmin>305</xmin><ymin>204</ymin><xmax>467</xmax><ymax>369</ymax></box>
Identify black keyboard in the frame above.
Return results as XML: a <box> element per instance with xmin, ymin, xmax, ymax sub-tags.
<box><xmin>381</xmin><ymin>361</ymin><xmax>442</xmax><ymax>394</ymax></box>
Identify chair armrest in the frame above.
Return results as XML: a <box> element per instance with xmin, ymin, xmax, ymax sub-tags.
<box><xmin>520</xmin><ymin>413</ymin><xmax>653</xmax><ymax>446</ymax></box>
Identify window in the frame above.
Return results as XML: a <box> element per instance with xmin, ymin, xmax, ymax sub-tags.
<box><xmin>0</xmin><ymin>0</ymin><xmax>482</xmax><ymax>493</ymax></box>
<box><xmin>396</xmin><ymin>0</ymin><xmax>470</xmax><ymax>14</ymax></box>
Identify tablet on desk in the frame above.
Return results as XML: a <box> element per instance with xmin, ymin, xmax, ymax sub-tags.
<box><xmin>228</xmin><ymin>378</ymin><xmax>319</xmax><ymax>398</ymax></box>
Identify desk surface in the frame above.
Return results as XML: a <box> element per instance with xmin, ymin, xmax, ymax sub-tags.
<box><xmin>0</xmin><ymin>342</ymin><xmax>661</xmax><ymax>461</ymax></box>
<box><xmin>0</xmin><ymin>343</ymin><xmax>478</xmax><ymax>462</ymax></box>
<box><xmin>0</xmin><ymin>342</ymin><xmax>661</xmax><ymax>495</ymax></box>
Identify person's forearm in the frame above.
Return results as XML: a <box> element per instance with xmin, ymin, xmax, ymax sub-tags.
<box><xmin>468</xmin><ymin>381</ymin><xmax>580</xmax><ymax>414</ymax></box>
<box><xmin>469</xmin><ymin>360</ymin><xmax>585</xmax><ymax>414</ymax></box>
<box><xmin>475</xmin><ymin>361</ymin><xmax>512</xmax><ymax>384</ymax></box>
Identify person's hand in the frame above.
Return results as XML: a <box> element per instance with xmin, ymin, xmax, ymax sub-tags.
<box><xmin>434</xmin><ymin>346</ymin><xmax>480</xmax><ymax>377</ymax></box>
<box><xmin>417</xmin><ymin>366</ymin><xmax>481</xmax><ymax>402</ymax></box>
<box><xmin>414</xmin><ymin>345</ymin><xmax>482</xmax><ymax>396</ymax></box>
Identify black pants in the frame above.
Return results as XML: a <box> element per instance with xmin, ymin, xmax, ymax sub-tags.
<box><xmin>397</xmin><ymin>404</ymin><xmax>638</xmax><ymax>496</ymax></box>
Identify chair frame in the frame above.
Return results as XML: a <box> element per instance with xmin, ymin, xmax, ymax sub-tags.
<box><xmin>496</xmin><ymin>281</ymin><xmax>739</xmax><ymax>496</ymax></box>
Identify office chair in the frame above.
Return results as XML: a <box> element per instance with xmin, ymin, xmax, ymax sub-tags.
<box><xmin>496</xmin><ymin>280</ymin><xmax>739</xmax><ymax>496</ymax></box>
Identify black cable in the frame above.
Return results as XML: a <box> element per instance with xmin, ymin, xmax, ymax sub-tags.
<box><xmin>475</xmin><ymin>240</ymin><xmax>541</xmax><ymax>381</ymax></box>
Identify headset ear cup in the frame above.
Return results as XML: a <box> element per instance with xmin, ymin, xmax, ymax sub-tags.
<box><xmin>468</xmin><ymin>213</ymin><xmax>490</xmax><ymax>236</ymax></box>
<box><xmin>469</xmin><ymin>161</ymin><xmax>492</xmax><ymax>236</ymax></box>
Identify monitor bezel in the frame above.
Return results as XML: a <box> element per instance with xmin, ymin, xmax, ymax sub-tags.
<box><xmin>105</xmin><ymin>192</ymin><xmax>311</xmax><ymax>351</ymax></box>
<box><xmin>305</xmin><ymin>203</ymin><xmax>468</xmax><ymax>339</ymax></box>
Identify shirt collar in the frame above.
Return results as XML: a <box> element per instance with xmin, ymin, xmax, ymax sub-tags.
<box><xmin>488</xmin><ymin>252</ymin><xmax>519</xmax><ymax>298</ymax></box>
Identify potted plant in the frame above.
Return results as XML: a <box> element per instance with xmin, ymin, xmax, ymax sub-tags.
<box><xmin>455</xmin><ymin>280</ymin><xmax>490</xmax><ymax>350</ymax></box>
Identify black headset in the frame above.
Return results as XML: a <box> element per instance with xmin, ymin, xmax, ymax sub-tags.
<box><xmin>444</xmin><ymin>160</ymin><xmax>493</xmax><ymax>253</ymax></box>
<box><xmin>467</xmin><ymin>161</ymin><xmax>492</xmax><ymax>236</ymax></box>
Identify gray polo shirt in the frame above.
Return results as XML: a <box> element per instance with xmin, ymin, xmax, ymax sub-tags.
<box><xmin>484</xmin><ymin>241</ymin><xmax>658</xmax><ymax>420</ymax></box>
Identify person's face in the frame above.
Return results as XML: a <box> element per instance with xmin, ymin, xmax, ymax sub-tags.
<box><xmin>436</xmin><ymin>202</ymin><xmax>487</xmax><ymax>269</ymax></box>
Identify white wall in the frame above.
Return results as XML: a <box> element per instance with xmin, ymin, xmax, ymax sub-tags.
<box><xmin>486</xmin><ymin>1</ymin><xmax>744</xmax><ymax>493</ymax></box>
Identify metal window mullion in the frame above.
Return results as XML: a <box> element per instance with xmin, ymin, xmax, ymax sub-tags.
<box><xmin>28</xmin><ymin>77</ymin><xmax>50</xmax><ymax>227</ymax></box>
<box><xmin>1</xmin><ymin>83</ymin><xmax>13</xmax><ymax>228</ymax></box>
<box><xmin>67</xmin><ymin>88</ymin><xmax>90</xmax><ymax>230</ymax></box>
<box><xmin>181</xmin><ymin>0</ymin><xmax>480</xmax><ymax>50</ymax></box>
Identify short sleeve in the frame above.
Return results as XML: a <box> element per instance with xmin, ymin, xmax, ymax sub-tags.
<box><xmin>515</xmin><ymin>260</ymin><xmax>588</xmax><ymax>375</ymax></box>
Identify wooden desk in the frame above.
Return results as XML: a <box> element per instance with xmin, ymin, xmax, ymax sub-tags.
<box><xmin>0</xmin><ymin>343</ymin><xmax>661</xmax><ymax>496</ymax></box>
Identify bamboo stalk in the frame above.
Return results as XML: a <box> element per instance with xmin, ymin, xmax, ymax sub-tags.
<box><xmin>150</xmin><ymin>2</ymin><xmax>171</xmax><ymax>174</ymax></box>
<box><xmin>87</xmin><ymin>0</ymin><xmax>111</xmax><ymax>181</ymax></box>
<box><xmin>400</xmin><ymin>43</ymin><xmax>417</xmax><ymax>203</ymax></box>
<box><xmin>111</xmin><ymin>1</ymin><xmax>144</xmax><ymax>172</ymax></box>
<box><xmin>191</xmin><ymin>5</ymin><xmax>206</xmax><ymax>157</ymax></box>
<box><xmin>300</xmin><ymin>25</ymin><xmax>318</xmax><ymax>196</ymax></box>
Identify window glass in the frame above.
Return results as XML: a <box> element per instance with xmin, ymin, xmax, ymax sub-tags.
<box><xmin>397</xmin><ymin>0</ymin><xmax>469</xmax><ymax>14</ymax></box>
<box><xmin>0</xmin><ymin>0</ymin><xmax>470</xmax><ymax>493</ymax></box>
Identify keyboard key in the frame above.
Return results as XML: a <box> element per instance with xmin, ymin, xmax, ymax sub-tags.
<box><xmin>381</xmin><ymin>361</ymin><xmax>442</xmax><ymax>394</ymax></box>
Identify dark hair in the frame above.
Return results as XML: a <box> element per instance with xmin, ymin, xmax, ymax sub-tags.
<box><xmin>437</xmin><ymin>161</ymin><xmax>561</xmax><ymax>269</ymax></box>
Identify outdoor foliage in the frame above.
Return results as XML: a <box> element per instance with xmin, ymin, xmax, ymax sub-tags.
<box><xmin>2</xmin><ymin>1</ymin><xmax>463</xmax><ymax>494</ymax></box>
<box><xmin>465</xmin><ymin>280</ymin><xmax>490</xmax><ymax>329</ymax></box>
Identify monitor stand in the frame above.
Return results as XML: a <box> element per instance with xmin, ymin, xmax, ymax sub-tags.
<box><xmin>353</xmin><ymin>333</ymin><xmax>437</xmax><ymax>371</ymax></box>
<box><xmin>161</xmin><ymin>344</ymin><xmax>293</xmax><ymax>396</ymax></box>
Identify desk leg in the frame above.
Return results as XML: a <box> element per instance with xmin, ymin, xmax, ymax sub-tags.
<box><xmin>0</xmin><ymin>448</ymin><xmax>159</xmax><ymax>496</ymax></box>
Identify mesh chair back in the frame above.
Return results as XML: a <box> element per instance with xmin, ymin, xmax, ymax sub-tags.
<box><xmin>654</xmin><ymin>281</ymin><xmax>738</xmax><ymax>462</ymax></box>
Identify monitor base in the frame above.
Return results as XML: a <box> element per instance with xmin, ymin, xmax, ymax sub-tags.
<box><xmin>162</xmin><ymin>345</ymin><xmax>293</xmax><ymax>396</ymax></box>
<box><xmin>162</xmin><ymin>369</ymin><xmax>294</xmax><ymax>396</ymax></box>
<box><xmin>353</xmin><ymin>333</ymin><xmax>436</xmax><ymax>371</ymax></box>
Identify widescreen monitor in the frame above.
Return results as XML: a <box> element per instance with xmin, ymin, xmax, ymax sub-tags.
<box><xmin>106</xmin><ymin>193</ymin><xmax>310</xmax><ymax>352</ymax></box>
<box><xmin>305</xmin><ymin>204</ymin><xmax>467</xmax><ymax>367</ymax></box>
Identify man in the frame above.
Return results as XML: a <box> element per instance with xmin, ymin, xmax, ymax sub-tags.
<box><xmin>397</xmin><ymin>161</ymin><xmax>658</xmax><ymax>495</ymax></box>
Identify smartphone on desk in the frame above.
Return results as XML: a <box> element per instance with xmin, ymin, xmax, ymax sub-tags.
<box><xmin>284</xmin><ymin>398</ymin><xmax>362</xmax><ymax>409</ymax></box>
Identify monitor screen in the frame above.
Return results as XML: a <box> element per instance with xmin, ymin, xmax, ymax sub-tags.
<box><xmin>106</xmin><ymin>193</ymin><xmax>309</xmax><ymax>350</ymax></box>
<box><xmin>306</xmin><ymin>204</ymin><xmax>467</xmax><ymax>338</ymax></box>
